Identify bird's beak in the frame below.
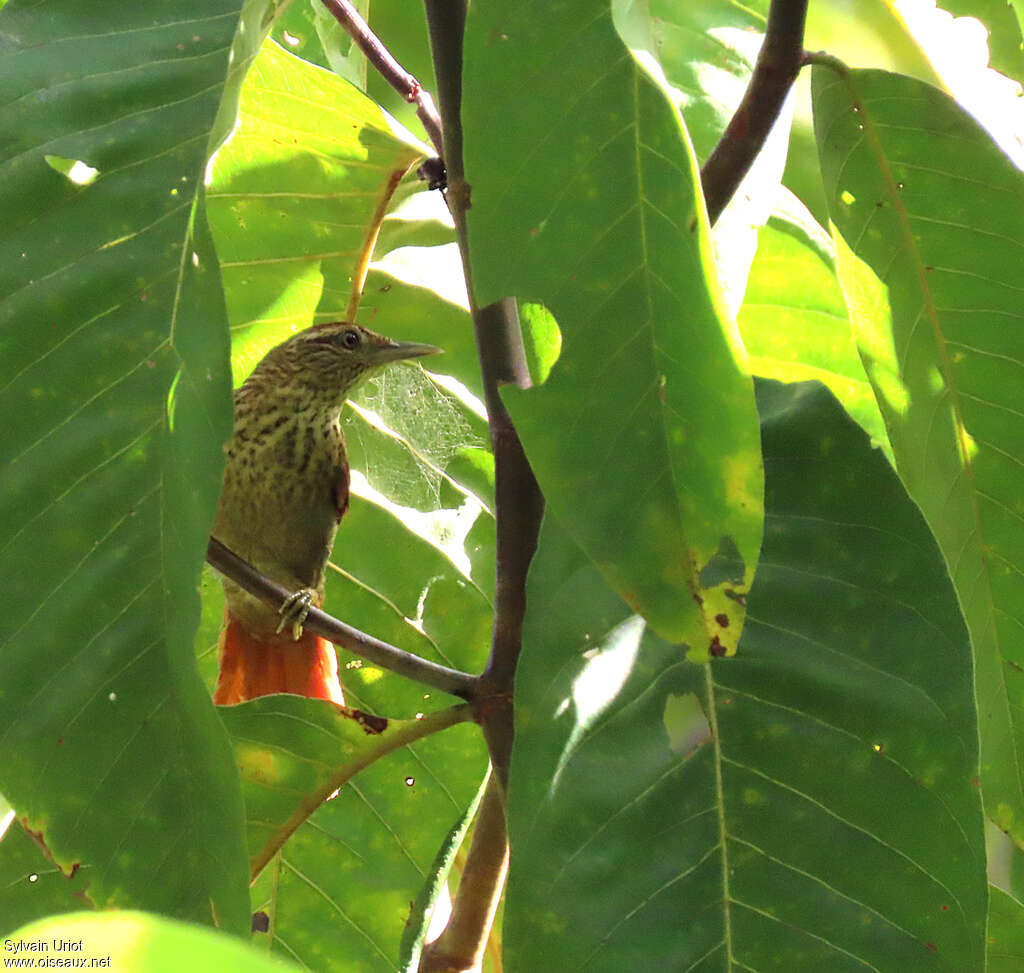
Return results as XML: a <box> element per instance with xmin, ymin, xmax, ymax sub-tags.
<box><xmin>375</xmin><ymin>340</ymin><xmax>443</xmax><ymax>363</ymax></box>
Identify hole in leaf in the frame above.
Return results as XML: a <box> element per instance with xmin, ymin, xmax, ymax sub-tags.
<box><xmin>44</xmin><ymin>155</ymin><xmax>99</xmax><ymax>186</ymax></box>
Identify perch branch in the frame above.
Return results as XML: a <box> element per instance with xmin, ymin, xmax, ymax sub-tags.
<box><xmin>318</xmin><ymin>0</ymin><xmax>445</xmax><ymax>161</ymax></box>
<box><xmin>700</xmin><ymin>0</ymin><xmax>809</xmax><ymax>225</ymax></box>
<box><xmin>206</xmin><ymin>537</ymin><xmax>476</xmax><ymax>700</ymax></box>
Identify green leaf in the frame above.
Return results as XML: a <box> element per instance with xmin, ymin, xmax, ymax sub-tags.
<box><xmin>206</xmin><ymin>36</ymin><xmax>429</xmax><ymax>381</ymax></box>
<box><xmin>812</xmin><ymin>65</ymin><xmax>1024</xmax><ymax>848</ymax></box>
<box><xmin>506</xmin><ymin>380</ymin><xmax>985</xmax><ymax>970</ymax></box>
<box><xmin>222</xmin><ymin>698</ymin><xmax>487</xmax><ymax>969</ymax></box>
<box><xmin>463</xmin><ymin>0</ymin><xmax>763</xmax><ymax>651</ymax></box>
<box><xmin>988</xmin><ymin>885</ymin><xmax>1024</xmax><ymax>971</ymax></box>
<box><xmin>0</xmin><ymin>0</ymin><xmax>276</xmax><ymax>929</ymax></box>
<box><xmin>738</xmin><ymin>200</ymin><xmax>889</xmax><ymax>451</ymax></box>
<box><xmin>0</xmin><ymin>822</ymin><xmax>91</xmax><ymax>936</ymax></box>
<box><xmin>5</xmin><ymin>911</ymin><xmax>302</xmax><ymax>972</ymax></box>
<box><xmin>217</xmin><ymin>695</ymin><xmax>473</xmax><ymax>874</ymax></box>
<box><xmin>935</xmin><ymin>0</ymin><xmax>1024</xmax><ymax>83</ymax></box>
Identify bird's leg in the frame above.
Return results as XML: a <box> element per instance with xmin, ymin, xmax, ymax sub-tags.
<box><xmin>276</xmin><ymin>587</ymin><xmax>320</xmax><ymax>640</ymax></box>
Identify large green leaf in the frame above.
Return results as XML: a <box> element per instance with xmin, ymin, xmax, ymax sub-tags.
<box><xmin>463</xmin><ymin>0</ymin><xmax>763</xmax><ymax>652</ymax></box>
<box><xmin>6</xmin><ymin>911</ymin><xmax>303</xmax><ymax>972</ymax></box>
<box><xmin>217</xmin><ymin>695</ymin><xmax>472</xmax><ymax>872</ymax></box>
<box><xmin>0</xmin><ymin>0</ymin><xmax>278</xmax><ymax>928</ymax></box>
<box><xmin>812</xmin><ymin>65</ymin><xmax>1024</xmax><ymax>847</ymax></box>
<box><xmin>506</xmin><ymin>380</ymin><xmax>985</xmax><ymax>970</ymax></box>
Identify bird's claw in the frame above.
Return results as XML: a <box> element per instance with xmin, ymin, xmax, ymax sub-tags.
<box><xmin>277</xmin><ymin>587</ymin><xmax>318</xmax><ymax>640</ymax></box>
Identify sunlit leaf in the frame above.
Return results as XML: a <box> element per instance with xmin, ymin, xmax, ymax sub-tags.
<box><xmin>207</xmin><ymin>36</ymin><xmax>428</xmax><ymax>376</ymax></box>
<box><xmin>463</xmin><ymin>0</ymin><xmax>764</xmax><ymax>652</ymax></box>
<box><xmin>738</xmin><ymin>196</ymin><xmax>889</xmax><ymax>451</ymax></box>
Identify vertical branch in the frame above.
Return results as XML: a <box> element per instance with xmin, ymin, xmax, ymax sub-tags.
<box><xmin>419</xmin><ymin>775</ymin><xmax>510</xmax><ymax>971</ymax></box>
<box><xmin>423</xmin><ymin>1</ymin><xmax>544</xmax><ymax>786</ymax></box>
<box><xmin>416</xmin><ymin>2</ymin><xmax>544</xmax><ymax>969</ymax></box>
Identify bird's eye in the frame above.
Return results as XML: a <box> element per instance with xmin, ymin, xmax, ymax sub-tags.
<box><xmin>341</xmin><ymin>330</ymin><xmax>361</xmax><ymax>349</ymax></box>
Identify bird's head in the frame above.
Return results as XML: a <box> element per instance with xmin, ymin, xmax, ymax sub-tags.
<box><xmin>264</xmin><ymin>321</ymin><xmax>441</xmax><ymax>396</ymax></box>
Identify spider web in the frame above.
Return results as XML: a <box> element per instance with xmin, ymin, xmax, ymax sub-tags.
<box><xmin>345</xmin><ymin>363</ymin><xmax>483</xmax><ymax>512</ymax></box>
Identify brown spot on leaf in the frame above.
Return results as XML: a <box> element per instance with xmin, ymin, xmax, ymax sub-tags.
<box><xmin>709</xmin><ymin>636</ymin><xmax>726</xmax><ymax>657</ymax></box>
<box><xmin>715</xmin><ymin>613</ymin><xmax>729</xmax><ymax>628</ymax></box>
<box><xmin>724</xmin><ymin>588</ymin><xmax>747</xmax><ymax>607</ymax></box>
<box><xmin>352</xmin><ymin>709</ymin><xmax>388</xmax><ymax>735</ymax></box>
<box><xmin>252</xmin><ymin>911</ymin><xmax>270</xmax><ymax>933</ymax></box>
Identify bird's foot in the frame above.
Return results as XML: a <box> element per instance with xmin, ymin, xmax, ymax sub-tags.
<box><xmin>276</xmin><ymin>587</ymin><xmax>319</xmax><ymax>640</ymax></box>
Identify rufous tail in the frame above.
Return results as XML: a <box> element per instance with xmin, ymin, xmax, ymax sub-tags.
<box><xmin>213</xmin><ymin>611</ymin><xmax>345</xmax><ymax>705</ymax></box>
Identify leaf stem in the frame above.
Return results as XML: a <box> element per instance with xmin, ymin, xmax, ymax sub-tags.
<box><xmin>700</xmin><ymin>0</ymin><xmax>809</xmax><ymax>225</ymax></box>
<box><xmin>345</xmin><ymin>162</ymin><xmax>415</xmax><ymax>321</ymax></box>
<box><xmin>205</xmin><ymin>537</ymin><xmax>476</xmax><ymax>700</ymax></box>
<box><xmin>318</xmin><ymin>0</ymin><xmax>445</xmax><ymax>160</ymax></box>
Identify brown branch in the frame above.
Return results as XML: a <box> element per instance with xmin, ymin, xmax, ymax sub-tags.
<box><xmin>206</xmin><ymin>537</ymin><xmax>476</xmax><ymax>700</ymax></box>
<box><xmin>700</xmin><ymin>0</ymin><xmax>809</xmax><ymax>225</ymax></box>
<box><xmin>318</xmin><ymin>0</ymin><xmax>445</xmax><ymax>161</ymax></box>
<box><xmin>410</xmin><ymin>1</ymin><xmax>546</xmax><ymax>967</ymax></box>
<box><xmin>422</xmin><ymin>8</ymin><xmax>544</xmax><ymax>779</ymax></box>
<box><xmin>418</xmin><ymin>774</ymin><xmax>509</xmax><ymax>972</ymax></box>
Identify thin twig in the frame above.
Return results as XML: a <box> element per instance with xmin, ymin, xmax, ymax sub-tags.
<box><xmin>206</xmin><ymin>537</ymin><xmax>476</xmax><ymax>700</ymax></box>
<box><xmin>700</xmin><ymin>0</ymin><xmax>809</xmax><ymax>225</ymax></box>
<box><xmin>319</xmin><ymin>0</ymin><xmax>445</xmax><ymax>161</ymax></box>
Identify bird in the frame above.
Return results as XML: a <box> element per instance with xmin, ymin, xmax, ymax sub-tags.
<box><xmin>211</xmin><ymin>321</ymin><xmax>440</xmax><ymax>705</ymax></box>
